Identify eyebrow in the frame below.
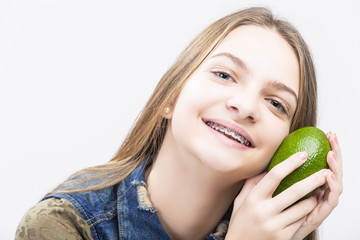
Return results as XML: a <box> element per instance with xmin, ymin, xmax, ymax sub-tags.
<box><xmin>210</xmin><ymin>52</ymin><xmax>250</xmax><ymax>73</ymax></box>
<box><xmin>266</xmin><ymin>80</ymin><xmax>298</xmax><ymax>102</ymax></box>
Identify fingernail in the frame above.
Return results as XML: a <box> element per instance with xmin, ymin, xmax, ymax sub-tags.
<box><xmin>322</xmin><ymin>169</ymin><xmax>330</xmax><ymax>176</ymax></box>
<box><xmin>299</xmin><ymin>152</ymin><xmax>308</xmax><ymax>160</ymax></box>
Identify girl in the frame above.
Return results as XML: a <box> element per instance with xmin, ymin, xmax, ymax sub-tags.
<box><xmin>16</xmin><ymin>7</ymin><xmax>342</xmax><ymax>240</ymax></box>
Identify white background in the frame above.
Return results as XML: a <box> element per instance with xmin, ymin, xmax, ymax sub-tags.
<box><xmin>1</xmin><ymin>0</ymin><xmax>359</xmax><ymax>239</ymax></box>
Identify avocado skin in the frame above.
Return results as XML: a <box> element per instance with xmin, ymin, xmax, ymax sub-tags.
<box><xmin>267</xmin><ymin>127</ymin><xmax>330</xmax><ymax>197</ymax></box>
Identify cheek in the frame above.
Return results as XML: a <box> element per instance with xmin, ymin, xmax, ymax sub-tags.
<box><xmin>254</xmin><ymin>108</ymin><xmax>290</xmax><ymax>159</ymax></box>
<box><xmin>244</xmin><ymin>124</ymin><xmax>289</xmax><ymax>177</ymax></box>
<box><xmin>174</xmin><ymin>76</ymin><xmax>219</xmax><ymax>114</ymax></box>
<box><xmin>170</xmin><ymin>79</ymin><xmax>207</xmax><ymax>133</ymax></box>
<box><xmin>262</xmin><ymin>118</ymin><xmax>290</xmax><ymax>155</ymax></box>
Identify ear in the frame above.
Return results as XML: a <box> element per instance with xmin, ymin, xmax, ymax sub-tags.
<box><xmin>162</xmin><ymin>107</ymin><xmax>173</xmax><ymax>119</ymax></box>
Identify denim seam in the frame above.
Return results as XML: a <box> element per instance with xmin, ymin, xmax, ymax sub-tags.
<box><xmin>117</xmin><ymin>187</ymin><xmax>123</xmax><ymax>240</ymax></box>
<box><xmin>61</xmin><ymin>193</ymin><xmax>91</xmax><ymax>220</ymax></box>
<box><xmin>87</xmin><ymin>204</ymin><xmax>117</xmax><ymax>221</ymax></box>
<box><xmin>88</xmin><ymin>211</ymin><xmax>118</xmax><ymax>227</ymax></box>
<box><xmin>62</xmin><ymin>193</ymin><xmax>100</xmax><ymax>240</ymax></box>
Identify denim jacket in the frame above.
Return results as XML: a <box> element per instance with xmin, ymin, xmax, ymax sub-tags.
<box><xmin>43</xmin><ymin>159</ymin><xmax>229</xmax><ymax>240</ymax></box>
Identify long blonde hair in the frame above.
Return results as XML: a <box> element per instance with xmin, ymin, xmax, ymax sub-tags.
<box><xmin>54</xmin><ymin>7</ymin><xmax>318</xmax><ymax>239</ymax></box>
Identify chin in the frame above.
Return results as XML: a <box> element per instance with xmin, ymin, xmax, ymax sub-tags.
<box><xmin>200</xmin><ymin>153</ymin><xmax>245</xmax><ymax>175</ymax></box>
<box><xmin>201</xmin><ymin>151</ymin><xmax>269</xmax><ymax>180</ymax></box>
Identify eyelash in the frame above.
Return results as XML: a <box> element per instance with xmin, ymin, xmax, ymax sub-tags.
<box><xmin>213</xmin><ymin>71</ymin><xmax>235</xmax><ymax>82</ymax></box>
<box><xmin>267</xmin><ymin>99</ymin><xmax>287</xmax><ymax>115</ymax></box>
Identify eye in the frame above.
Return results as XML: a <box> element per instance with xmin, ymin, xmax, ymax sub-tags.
<box><xmin>213</xmin><ymin>71</ymin><xmax>234</xmax><ymax>82</ymax></box>
<box><xmin>267</xmin><ymin>99</ymin><xmax>287</xmax><ymax>114</ymax></box>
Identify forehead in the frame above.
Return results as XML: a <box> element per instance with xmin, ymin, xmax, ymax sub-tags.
<box><xmin>209</xmin><ymin>25</ymin><xmax>300</xmax><ymax>94</ymax></box>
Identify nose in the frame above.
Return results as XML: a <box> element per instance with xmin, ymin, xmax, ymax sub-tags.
<box><xmin>226</xmin><ymin>90</ymin><xmax>259</xmax><ymax>123</ymax></box>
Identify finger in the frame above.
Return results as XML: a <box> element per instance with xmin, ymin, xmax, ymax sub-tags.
<box><xmin>306</xmin><ymin>172</ymin><xmax>341</xmax><ymax>224</ymax></box>
<box><xmin>257</xmin><ymin>152</ymin><xmax>308</xmax><ymax>198</ymax></box>
<box><xmin>258</xmin><ymin>152</ymin><xmax>308</xmax><ymax>198</ymax></box>
<box><xmin>328</xmin><ymin>132</ymin><xmax>341</xmax><ymax>153</ymax></box>
<box><xmin>276</xmin><ymin>196</ymin><xmax>317</xmax><ymax>228</ymax></box>
<box><xmin>327</xmin><ymin>133</ymin><xmax>342</xmax><ymax>173</ymax></box>
<box><xmin>274</xmin><ymin>169</ymin><xmax>329</xmax><ymax>211</ymax></box>
<box><xmin>326</xmin><ymin>133</ymin><xmax>343</xmax><ymax>192</ymax></box>
<box><xmin>281</xmin><ymin>216</ymin><xmax>306</xmax><ymax>240</ymax></box>
<box><xmin>323</xmin><ymin>172</ymin><xmax>341</xmax><ymax>209</ymax></box>
<box><xmin>327</xmin><ymin>150</ymin><xmax>343</xmax><ymax>187</ymax></box>
<box><xmin>314</xmin><ymin>184</ymin><xmax>326</xmax><ymax>200</ymax></box>
<box><xmin>234</xmin><ymin>173</ymin><xmax>266</xmax><ymax>207</ymax></box>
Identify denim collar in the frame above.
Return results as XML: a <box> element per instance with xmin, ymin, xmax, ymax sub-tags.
<box><xmin>117</xmin><ymin>158</ymin><xmax>229</xmax><ymax>240</ymax></box>
<box><xmin>117</xmin><ymin>158</ymin><xmax>170</xmax><ymax>239</ymax></box>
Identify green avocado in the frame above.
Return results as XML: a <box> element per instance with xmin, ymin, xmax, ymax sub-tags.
<box><xmin>267</xmin><ymin>126</ymin><xmax>330</xmax><ymax>198</ymax></box>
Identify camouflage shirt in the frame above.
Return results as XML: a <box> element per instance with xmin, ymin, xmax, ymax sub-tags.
<box><xmin>16</xmin><ymin>198</ymin><xmax>93</xmax><ymax>240</ymax></box>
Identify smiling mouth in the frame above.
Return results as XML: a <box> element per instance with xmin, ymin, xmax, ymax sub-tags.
<box><xmin>205</xmin><ymin>121</ymin><xmax>253</xmax><ymax>148</ymax></box>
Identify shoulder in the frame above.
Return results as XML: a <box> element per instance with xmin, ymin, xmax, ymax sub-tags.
<box><xmin>45</xmin><ymin>186</ymin><xmax>119</xmax><ymax>223</ymax></box>
<box><xmin>16</xmin><ymin>198</ymin><xmax>93</xmax><ymax>240</ymax></box>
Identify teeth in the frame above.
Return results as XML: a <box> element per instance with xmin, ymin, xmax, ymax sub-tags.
<box><xmin>225</xmin><ymin>128</ymin><xmax>232</xmax><ymax>135</ymax></box>
<box><xmin>206</xmin><ymin>121</ymin><xmax>251</xmax><ymax>147</ymax></box>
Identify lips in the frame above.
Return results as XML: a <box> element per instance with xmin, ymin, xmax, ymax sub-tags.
<box><xmin>205</xmin><ymin>120</ymin><xmax>254</xmax><ymax>148</ymax></box>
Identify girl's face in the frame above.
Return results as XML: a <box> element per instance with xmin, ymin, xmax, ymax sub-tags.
<box><xmin>168</xmin><ymin>26</ymin><xmax>299</xmax><ymax>180</ymax></box>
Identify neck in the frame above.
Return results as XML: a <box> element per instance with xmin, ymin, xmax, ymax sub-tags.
<box><xmin>146</xmin><ymin>133</ymin><xmax>244</xmax><ymax>240</ymax></box>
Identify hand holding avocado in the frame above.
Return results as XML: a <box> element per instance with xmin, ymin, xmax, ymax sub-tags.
<box><xmin>227</xmin><ymin>129</ymin><xmax>343</xmax><ymax>240</ymax></box>
<box><xmin>267</xmin><ymin>127</ymin><xmax>331</xmax><ymax>198</ymax></box>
